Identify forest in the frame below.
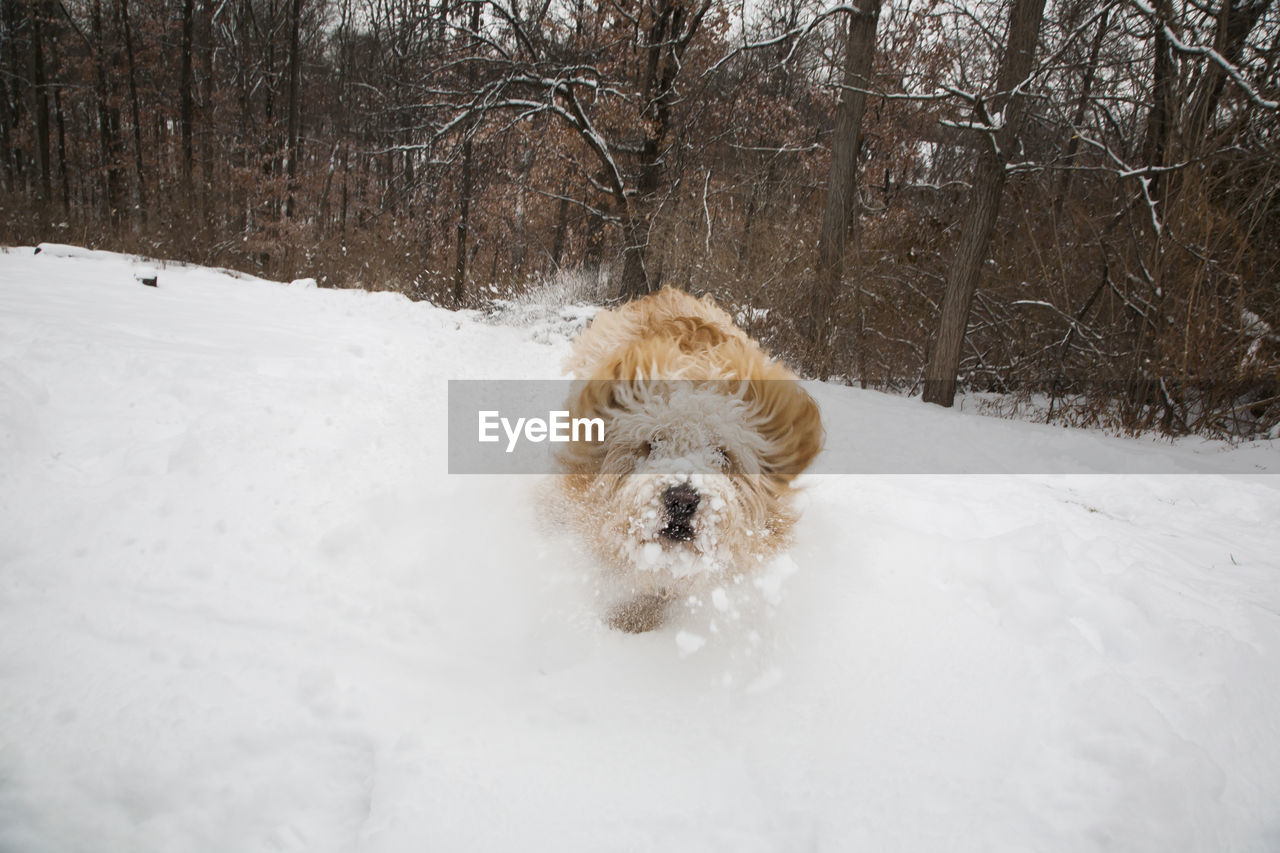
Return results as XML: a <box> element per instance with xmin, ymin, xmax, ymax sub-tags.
<box><xmin>2</xmin><ymin>0</ymin><xmax>1278</xmax><ymax>436</ymax></box>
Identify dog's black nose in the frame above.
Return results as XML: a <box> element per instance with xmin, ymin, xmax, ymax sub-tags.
<box><xmin>662</xmin><ymin>484</ymin><xmax>700</xmax><ymax>518</ymax></box>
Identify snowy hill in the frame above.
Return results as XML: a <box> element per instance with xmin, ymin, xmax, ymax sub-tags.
<box><xmin>2</xmin><ymin>245</ymin><xmax>1279</xmax><ymax>852</ymax></box>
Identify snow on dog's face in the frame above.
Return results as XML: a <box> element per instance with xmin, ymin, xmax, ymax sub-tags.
<box><xmin>577</xmin><ymin>381</ymin><xmax>781</xmax><ymax>583</ymax></box>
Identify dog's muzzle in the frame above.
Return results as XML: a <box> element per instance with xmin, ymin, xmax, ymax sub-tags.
<box><xmin>660</xmin><ymin>484</ymin><xmax>699</xmax><ymax>542</ymax></box>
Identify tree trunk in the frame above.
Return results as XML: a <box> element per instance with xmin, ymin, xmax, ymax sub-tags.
<box><xmin>284</xmin><ymin>0</ymin><xmax>302</xmax><ymax>220</ymax></box>
<box><xmin>511</xmin><ymin>151</ymin><xmax>531</xmax><ymax>276</ymax></box>
<box><xmin>0</xmin><ymin>0</ymin><xmax>18</xmax><ymax>192</ymax></box>
<box><xmin>180</xmin><ymin>0</ymin><xmax>195</xmax><ymax>201</ymax></box>
<box><xmin>452</xmin><ymin>0</ymin><xmax>482</xmax><ymax>305</ymax></box>
<box><xmin>1140</xmin><ymin>0</ymin><xmax>1176</xmax><ymax>201</ymax></box>
<box><xmin>317</xmin><ymin>142</ymin><xmax>338</xmax><ymax>239</ymax></box>
<box><xmin>453</xmin><ymin>133</ymin><xmax>474</xmax><ymax>305</ymax></box>
<box><xmin>617</xmin><ymin>219</ymin><xmax>652</xmax><ymax>301</ymax></box>
<box><xmin>616</xmin><ymin>3</ymin><xmax>675</xmax><ymax>301</ymax></box>
<box><xmin>199</xmin><ymin>0</ymin><xmax>215</xmax><ymax>219</ymax></box>
<box><xmin>807</xmin><ymin>0</ymin><xmax>882</xmax><ymax>376</ymax></box>
<box><xmin>91</xmin><ymin>0</ymin><xmax>123</xmax><ymax>224</ymax></box>
<box><xmin>263</xmin><ymin>0</ymin><xmax>278</xmax><ymax>219</ymax></box>
<box><xmin>29</xmin><ymin>1</ymin><xmax>52</xmax><ymax>211</ymax></box>
<box><xmin>119</xmin><ymin>0</ymin><xmax>147</xmax><ymax>222</ymax></box>
<box><xmin>234</xmin><ymin>0</ymin><xmax>252</xmax><ymax>232</ymax></box>
<box><xmin>617</xmin><ymin>0</ymin><xmax>709</xmax><ymax>302</ymax></box>
<box><xmin>922</xmin><ymin>0</ymin><xmax>1048</xmax><ymax>407</ymax></box>
<box><xmin>551</xmin><ymin>180</ymin><xmax>570</xmax><ymax>267</ymax></box>
<box><xmin>1052</xmin><ymin>7</ymin><xmax>1108</xmax><ymax>220</ymax></box>
<box><xmin>53</xmin><ymin>73</ymin><xmax>69</xmax><ymax>215</ymax></box>
<box><xmin>45</xmin><ymin>16</ymin><xmax>70</xmax><ymax>215</ymax></box>
<box><xmin>339</xmin><ymin>145</ymin><xmax>348</xmax><ymax>233</ymax></box>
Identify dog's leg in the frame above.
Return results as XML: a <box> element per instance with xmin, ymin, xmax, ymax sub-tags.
<box><xmin>608</xmin><ymin>593</ymin><xmax>670</xmax><ymax>633</ymax></box>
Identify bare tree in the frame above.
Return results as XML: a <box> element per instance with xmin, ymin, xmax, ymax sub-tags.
<box><xmin>922</xmin><ymin>0</ymin><xmax>1049</xmax><ymax>407</ymax></box>
<box><xmin>618</xmin><ymin>0</ymin><xmax>713</xmax><ymax>299</ymax></box>
<box><xmin>806</xmin><ymin>0</ymin><xmax>882</xmax><ymax>376</ymax></box>
<box><xmin>433</xmin><ymin>0</ymin><xmax>711</xmax><ymax>301</ymax></box>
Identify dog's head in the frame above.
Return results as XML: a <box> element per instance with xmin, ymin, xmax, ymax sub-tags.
<box><xmin>558</xmin><ymin>326</ymin><xmax>823</xmax><ymax>587</ymax></box>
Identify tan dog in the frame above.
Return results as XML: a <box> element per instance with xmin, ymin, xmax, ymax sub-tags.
<box><xmin>556</xmin><ymin>288</ymin><xmax>823</xmax><ymax>632</ymax></box>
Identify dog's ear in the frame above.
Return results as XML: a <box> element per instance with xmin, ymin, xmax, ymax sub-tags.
<box><xmin>745</xmin><ymin>378</ymin><xmax>824</xmax><ymax>484</ymax></box>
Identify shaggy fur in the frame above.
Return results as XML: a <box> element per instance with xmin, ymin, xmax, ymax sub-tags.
<box><xmin>556</xmin><ymin>287</ymin><xmax>823</xmax><ymax>632</ymax></box>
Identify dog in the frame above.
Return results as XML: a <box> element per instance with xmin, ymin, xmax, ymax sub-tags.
<box><xmin>555</xmin><ymin>287</ymin><xmax>823</xmax><ymax>632</ymax></box>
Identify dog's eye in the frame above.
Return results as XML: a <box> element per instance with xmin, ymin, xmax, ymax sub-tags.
<box><xmin>640</xmin><ymin>440</ymin><xmax>653</xmax><ymax>458</ymax></box>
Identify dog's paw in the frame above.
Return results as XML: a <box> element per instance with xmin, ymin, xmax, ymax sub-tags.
<box><xmin>607</xmin><ymin>594</ymin><xmax>670</xmax><ymax>633</ymax></box>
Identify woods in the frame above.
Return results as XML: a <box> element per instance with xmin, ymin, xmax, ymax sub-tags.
<box><xmin>2</xmin><ymin>0</ymin><xmax>1277</xmax><ymax>436</ymax></box>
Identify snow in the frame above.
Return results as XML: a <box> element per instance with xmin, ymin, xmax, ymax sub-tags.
<box><xmin>2</xmin><ymin>244</ymin><xmax>1280</xmax><ymax>852</ymax></box>
<box><xmin>675</xmin><ymin>630</ymin><xmax>707</xmax><ymax>656</ymax></box>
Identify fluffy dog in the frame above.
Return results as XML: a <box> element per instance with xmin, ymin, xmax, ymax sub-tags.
<box><xmin>555</xmin><ymin>288</ymin><xmax>823</xmax><ymax>632</ymax></box>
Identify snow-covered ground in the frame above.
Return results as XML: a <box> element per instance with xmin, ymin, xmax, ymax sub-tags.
<box><xmin>2</xmin><ymin>244</ymin><xmax>1279</xmax><ymax>852</ymax></box>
